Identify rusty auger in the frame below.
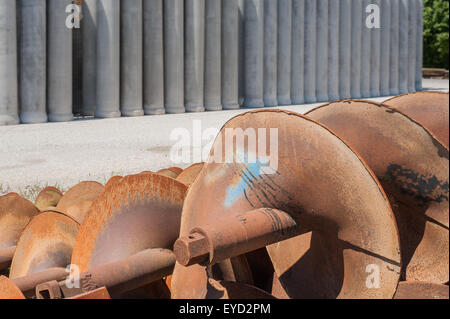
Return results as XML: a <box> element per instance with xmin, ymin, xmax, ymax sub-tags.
<box><xmin>306</xmin><ymin>100</ymin><xmax>449</xmax><ymax>284</ymax></box>
<box><xmin>34</xmin><ymin>186</ymin><xmax>63</xmax><ymax>211</ymax></box>
<box><xmin>171</xmin><ymin>109</ymin><xmax>402</xmax><ymax>299</ymax></box>
<box><xmin>176</xmin><ymin>163</ymin><xmax>205</xmax><ymax>187</ymax></box>
<box><xmin>0</xmin><ymin>193</ymin><xmax>40</xmax><ymax>272</ymax></box>
<box><xmin>35</xmin><ymin>173</ymin><xmax>187</xmax><ymax>299</ymax></box>
<box><xmin>384</xmin><ymin>91</ymin><xmax>449</xmax><ymax>149</ymax></box>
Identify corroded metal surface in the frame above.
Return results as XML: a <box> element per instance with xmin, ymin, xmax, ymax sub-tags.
<box><xmin>157</xmin><ymin>167</ymin><xmax>184</xmax><ymax>179</ymax></box>
<box><xmin>35</xmin><ymin>187</ymin><xmax>63</xmax><ymax>211</ymax></box>
<box><xmin>384</xmin><ymin>92</ymin><xmax>449</xmax><ymax>148</ymax></box>
<box><xmin>13</xmin><ymin>267</ymin><xmax>67</xmax><ymax>298</ymax></box>
<box><xmin>394</xmin><ymin>281</ymin><xmax>449</xmax><ymax>299</ymax></box>
<box><xmin>0</xmin><ymin>246</ymin><xmax>15</xmax><ymax>271</ymax></box>
<box><xmin>171</xmin><ymin>109</ymin><xmax>401</xmax><ymax>299</ymax></box>
<box><xmin>9</xmin><ymin>211</ymin><xmax>79</xmax><ymax>279</ymax></box>
<box><xmin>56</xmin><ymin>181</ymin><xmax>104</xmax><ymax>224</ymax></box>
<box><xmin>0</xmin><ymin>193</ymin><xmax>40</xmax><ymax>250</ymax></box>
<box><xmin>104</xmin><ymin>176</ymin><xmax>123</xmax><ymax>189</ymax></box>
<box><xmin>306</xmin><ymin>100</ymin><xmax>449</xmax><ymax>284</ymax></box>
<box><xmin>0</xmin><ymin>276</ymin><xmax>25</xmax><ymax>299</ymax></box>
<box><xmin>68</xmin><ymin>286</ymin><xmax>111</xmax><ymax>299</ymax></box>
<box><xmin>176</xmin><ymin>163</ymin><xmax>204</xmax><ymax>187</ymax></box>
<box><xmin>205</xmin><ymin>279</ymin><xmax>276</xmax><ymax>299</ymax></box>
<box><xmin>70</xmin><ymin>173</ymin><xmax>186</xmax><ymax>298</ymax></box>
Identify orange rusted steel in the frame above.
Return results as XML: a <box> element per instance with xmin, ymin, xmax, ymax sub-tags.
<box><xmin>384</xmin><ymin>92</ymin><xmax>449</xmax><ymax>148</ymax></box>
<box><xmin>36</xmin><ymin>248</ymin><xmax>175</xmax><ymax>299</ymax></box>
<box><xmin>12</xmin><ymin>267</ymin><xmax>67</xmax><ymax>298</ymax></box>
<box><xmin>56</xmin><ymin>181</ymin><xmax>104</xmax><ymax>224</ymax></box>
<box><xmin>70</xmin><ymin>173</ymin><xmax>187</xmax><ymax>298</ymax></box>
<box><xmin>68</xmin><ymin>287</ymin><xmax>111</xmax><ymax>299</ymax></box>
<box><xmin>306</xmin><ymin>100</ymin><xmax>449</xmax><ymax>284</ymax></box>
<box><xmin>171</xmin><ymin>109</ymin><xmax>401</xmax><ymax>299</ymax></box>
<box><xmin>394</xmin><ymin>281</ymin><xmax>449</xmax><ymax>299</ymax></box>
<box><xmin>0</xmin><ymin>276</ymin><xmax>25</xmax><ymax>299</ymax></box>
<box><xmin>174</xmin><ymin>208</ymin><xmax>298</xmax><ymax>266</ymax></box>
<box><xmin>9</xmin><ymin>211</ymin><xmax>79</xmax><ymax>280</ymax></box>
<box><xmin>104</xmin><ymin>176</ymin><xmax>122</xmax><ymax>189</ymax></box>
<box><xmin>176</xmin><ymin>163</ymin><xmax>205</xmax><ymax>187</ymax></box>
<box><xmin>0</xmin><ymin>246</ymin><xmax>15</xmax><ymax>271</ymax></box>
<box><xmin>157</xmin><ymin>167</ymin><xmax>183</xmax><ymax>179</ymax></box>
<box><xmin>0</xmin><ymin>193</ymin><xmax>40</xmax><ymax>252</ymax></box>
<box><xmin>34</xmin><ymin>186</ymin><xmax>63</xmax><ymax>211</ymax></box>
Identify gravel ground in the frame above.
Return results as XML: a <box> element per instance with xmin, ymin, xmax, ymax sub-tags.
<box><xmin>1</xmin><ymin>79</ymin><xmax>448</xmax><ymax>200</ymax></box>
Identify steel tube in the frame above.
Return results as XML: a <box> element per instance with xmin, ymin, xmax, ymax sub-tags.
<box><xmin>36</xmin><ymin>249</ymin><xmax>176</xmax><ymax>298</ymax></box>
<box><xmin>221</xmin><ymin>0</ymin><xmax>239</xmax><ymax>110</ymax></box>
<box><xmin>47</xmin><ymin>0</ymin><xmax>73</xmax><ymax>122</ymax></box>
<box><xmin>82</xmin><ymin>0</ymin><xmax>97</xmax><ymax>116</ymax></box>
<box><xmin>360</xmin><ymin>0</ymin><xmax>371</xmax><ymax>98</ymax></box>
<box><xmin>370</xmin><ymin>0</ymin><xmax>381</xmax><ymax>97</ymax></box>
<box><xmin>0</xmin><ymin>0</ymin><xmax>19</xmax><ymax>125</ymax></box>
<box><xmin>143</xmin><ymin>0</ymin><xmax>165</xmax><ymax>115</ymax></box>
<box><xmin>174</xmin><ymin>208</ymin><xmax>299</xmax><ymax>267</ymax></box>
<box><xmin>18</xmin><ymin>0</ymin><xmax>47</xmax><ymax>124</ymax></box>
<box><xmin>95</xmin><ymin>0</ymin><xmax>121</xmax><ymax>118</ymax></box>
<box><xmin>277</xmin><ymin>0</ymin><xmax>292</xmax><ymax>105</ymax></box>
<box><xmin>291</xmin><ymin>0</ymin><xmax>304</xmax><ymax>104</ymax></box>
<box><xmin>328</xmin><ymin>0</ymin><xmax>339</xmax><ymax>101</ymax></box>
<box><xmin>415</xmin><ymin>0</ymin><xmax>423</xmax><ymax>91</ymax></box>
<box><xmin>316</xmin><ymin>0</ymin><xmax>328</xmax><ymax>102</ymax></box>
<box><xmin>303</xmin><ymin>0</ymin><xmax>316</xmax><ymax>103</ymax></box>
<box><xmin>204</xmin><ymin>0</ymin><xmax>222</xmax><ymax>111</ymax></box>
<box><xmin>407</xmin><ymin>0</ymin><xmax>417</xmax><ymax>92</ymax></box>
<box><xmin>398</xmin><ymin>0</ymin><xmax>409</xmax><ymax>94</ymax></box>
<box><xmin>164</xmin><ymin>0</ymin><xmax>185</xmax><ymax>113</ymax></box>
<box><xmin>339</xmin><ymin>0</ymin><xmax>351</xmax><ymax>99</ymax></box>
<box><xmin>13</xmin><ymin>267</ymin><xmax>67</xmax><ymax>298</ymax></box>
<box><xmin>121</xmin><ymin>0</ymin><xmax>144</xmax><ymax>117</ymax></box>
<box><xmin>184</xmin><ymin>0</ymin><xmax>205</xmax><ymax>112</ymax></box>
<box><xmin>243</xmin><ymin>0</ymin><xmax>264</xmax><ymax>108</ymax></box>
<box><xmin>350</xmin><ymin>0</ymin><xmax>362</xmax><ymax>99</ymax></box>
<box><xmin>389</xmin><ymin>0</ymin><xmax>399</xmax><ymax>95</ymax></box>
<box><xmin>263</xmin><ymin>0</ymin><xmax>277</xmax><ymax>107</ymax></box>
<box><xmin>380</xmin><ymin>0</ymin><xmax>391</xmax><ymax>96</ymax></box>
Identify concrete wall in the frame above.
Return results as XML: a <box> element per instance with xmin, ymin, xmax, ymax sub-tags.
<box><xmin>0</xmin><ymin>0</ymin><xmax>424</xmax><ymax>125</ymax></box>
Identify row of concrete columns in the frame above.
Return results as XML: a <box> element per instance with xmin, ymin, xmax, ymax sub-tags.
<box><xmin>0</xmin><ymin>0</ymin><xmax>424</xmax><ymax>125</ymax></box>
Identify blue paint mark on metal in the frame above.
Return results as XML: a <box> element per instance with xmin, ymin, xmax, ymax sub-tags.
<box><xmin>224</xmin><ymin>156</ymin><xmax>264</xmax><ymax>207</ymax></box>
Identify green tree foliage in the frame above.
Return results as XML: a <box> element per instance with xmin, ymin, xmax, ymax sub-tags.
<box><xmin>423</xmin><ymin>0</ymin><xmax>449</xmax><ymax>69</ymax></box>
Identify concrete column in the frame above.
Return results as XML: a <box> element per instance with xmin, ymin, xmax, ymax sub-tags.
<box><xmin>389</xmin><ymin>0</ymin><xmax>399</xmax><ymax>95</ymax></box>
<box><xmin>407</xmin><ymin>0</ymin><xmax>417</xmax><ymax>92</ymax></box>
<box><xmin>415</xmin><ymin>0</ymin><xmax>423</xmax><ymax>91</ymax></box>
<box><xmin>184</xmin><ymin>0</ymin><xmax>205</xmax><ymax>112</ymax></box>
<box><xmin>121</xmin><ymin>0</ymin><xmax>144</xmax><ymax>117</ymax></box>
<box><xmin>339</xmin><ymin>0</ymin><xmax>351</xmax><ymax>99</ymax></box>
<box><xmin>277</xmin><ymin>0</ymin><xmax>292</xmax><ymax>105</ymax></box>
<box><xmin>398</xmin><ymin>0</ymin><xmax>409</xmax><ymax>94</ymax></box>
<box><xmin>0</xmin><ymin>0</ymin><xmax>19</xmax><ymax>125</ymax></box>
<box><xmin>360</xmin><ymin>0</ymin><xmax>371</xmax><ymax>98</ymax></box>
<box><xmin>243</xmin><ymin>0</ymin><xmax>264</xmax><ymax>108</ymax></box>
<box><xmin>18</xmin><ymin>0</ymin><xmax>47</xmax><ymax>124</ymax></box>
<box><xmin>143</xmin><ymin>0</ymin><xmax>165</xmax><ymax>115</ymax></box>
<box><xmin>221</xmin><ymin>0</ymin><xmax>239</xmax><ymax>110</ymax></box>
<box><xmin>47</xmin><ymin>0</ymin><xmax>73</xmax><ymax>122</ymax></box>
<box><xmin>95</xmin><ymin>0</ymin><xmax>121</xmax><ymax>118</ymax></box>
<box><xmin>204</xmin><ymin>0</ymin><xmax>222</xmax><ymax>111</ymax></box>
<box><xmin>291</xmin><ymin>0</ymin><xmax>304</xmax><ymax>104</ymax></box>
<box><xmin>164</xmin><ymin>0</ymin><xmax>185</xmax><ymax>113</ymax></box>
<box><xmin>304</xmin><ymin>0</ymin><xmax>316</xmax><ymax>103</ymax></box>
<box><xmin>72</xmin><ymin>16</ymin><xmax>83</xmax><ymax>115</ymax></box>
<box><xmin>238</xmin><ymin>0</ymin><xmax>245</xmax><ymax>106</ymax></box>
<box><xmin>328</xmin><ymin>0</ymin><xmax>339</xmax><ymax>101</ymax></box>
<box><xmin>350</xmin><ymin>0</ymin><xmax>362</xmax><ymax>99</ymax></box>
<box><xmin>380</xmin><ymin>0</ymin><xmax>391</xmax><ymax>96</ymax></box>
<box><xmin>316</xmin><ymin>0</ymin><xmax>328</xmax><ymax>102</ymax></box>
<box><xmin>263</xmin><ymin>0</ymin><xmax>277</xmax><ymax>107</ymax></box>
<box><xmin>369</xmin><ymin>0</ymin><xmax>381</xmax><ymax>97</ymax></box>
<box><xmin>82</xmin><ymin>0</ymin><xmax>97</xmax><ymax>116</ymax></box>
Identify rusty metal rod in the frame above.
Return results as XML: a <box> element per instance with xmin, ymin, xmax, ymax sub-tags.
<box><xmin>13</xmin><ymin>267</ymin><xmax>67</xmax><ymax>298</ymax></box>
<box><xmin>174</xmin><ymin>208</ymin><xmax>299</xmax><ymax>267</ymax></box>
<box><xmin>0</xmin><ymin>246</ymin><xmax>15</xmax><ymax>270</ymax></box>
<box><xmin>36</xmin><ymin>248</ymin><xmax>175</xmax><ymax>299</ymax></box>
